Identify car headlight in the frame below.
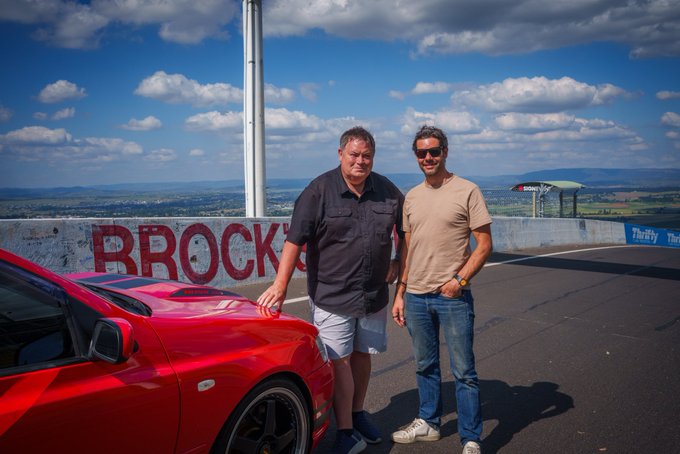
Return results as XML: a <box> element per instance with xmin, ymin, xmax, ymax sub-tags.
<box><xmin>315</xmin><ymin>335</ymin><xmax>329</xmax><ymax>363</ymax></box>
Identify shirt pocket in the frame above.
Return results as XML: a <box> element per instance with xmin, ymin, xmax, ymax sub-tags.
<box><xmin>324</xmin><ymin>206</ymin><xmax>354</xmax><ymax>242</ymax></box>
<box><xmin>371</xmin><ymin>201</ymin><xmax>397</xmax><ymax>243</ymax></box>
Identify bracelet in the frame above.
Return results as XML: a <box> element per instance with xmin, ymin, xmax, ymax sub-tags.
<box><xmin>397</xmin><ymin>281</ymin><xmax>407</xmax><ymax>288</ymax></box>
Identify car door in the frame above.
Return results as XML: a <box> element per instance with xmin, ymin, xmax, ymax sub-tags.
<box><xmin>0</xmin><ymin>259</ymin><xmax>180</xmax><ymax>453</ymax></box>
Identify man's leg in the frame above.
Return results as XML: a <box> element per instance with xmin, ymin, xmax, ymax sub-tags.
<box><xmin>349</xmin><ymin>306</ymin><xmax>388</xmax><ymax>444</ymax></box>
<box><xmin>350</xmin><ymin>351</ymin><xmax>371</xmax><ymax>411</ymax></box>
<box><xmin>333</xmin><ymin>355</ymin><xmax>355</xmax><ymax>430</ymax></box>
<box><xmin>404</xmin><ymin>292</ymin><xmax>443</xmax><ymax>428</ymax></box>
<box><xmin>438</xmin><ymin>291</ymin><xmax>482</xmax><ymax>446</ymax></box>
<box><xmin>309</xmin><ymin>302</ymin><xmax>367</xmax><ymax>453</ymax></box>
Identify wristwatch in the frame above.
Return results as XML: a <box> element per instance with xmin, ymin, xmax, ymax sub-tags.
<box><xmin>453</xmin><ymin>273</ymin><xmax>468</xmax><ymax>287</ymax></box>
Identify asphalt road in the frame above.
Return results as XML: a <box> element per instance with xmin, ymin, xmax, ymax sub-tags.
<box><xmin>234</xmin><ymin>245</ymin><xmax>680</xmax><ymax>454</ymax></box>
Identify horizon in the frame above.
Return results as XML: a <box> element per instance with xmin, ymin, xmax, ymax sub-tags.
<box><xmin>2</xmin><ymin>166</ymin><xmax>679</xmax><ymax>192</ymax></box>
<box><xmin>2</xmin><ymin>1</ymin><xmax>680</xmax><ymax>188</ymax></box>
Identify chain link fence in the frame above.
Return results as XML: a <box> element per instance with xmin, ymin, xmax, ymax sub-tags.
<box><xmin>483</xmin><ymin>189</ymin><xmax>568</xmax><ymax>218</ymax></box>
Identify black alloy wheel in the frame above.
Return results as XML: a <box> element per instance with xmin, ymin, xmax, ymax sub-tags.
<box><xmin>213</xmin><ymin>378</ymin><xmax>311</xmax><ymax>454</ymax></box>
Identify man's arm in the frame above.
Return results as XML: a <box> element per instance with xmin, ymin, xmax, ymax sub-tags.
<box><xmin>439</xmin><ymin>223</ymin><xmax>493</xmax><ymax>298</ymax></box>
<box><xmin>391</xmin><ymin>231</ymin><xmax>410</xmax><ymax>327</ymax></box>
<box><xmin>386</xmin><ymin>229</ymin><xmax>404</xmax><ymax>283</ymax></box>
<box><xmin>256</xmin><ymin>240</ymin><xmax>303</xmax><ymax>310</ymax></box>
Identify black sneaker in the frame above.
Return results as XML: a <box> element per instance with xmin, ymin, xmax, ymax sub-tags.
<box><xmin>332</xmin><ymin>430</ymin><xmax>367</xmax><ymax>454</ymax></box>
<box><xmin>352</xmin><ymin>411</ymin><xmax>383</xmax><ymax>444</ymax></box>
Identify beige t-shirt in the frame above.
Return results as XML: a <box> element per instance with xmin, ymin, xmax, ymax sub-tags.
<box><xmin>403</xmin><ymin>175</ymin><xmax>492</xmax><ymax>294</ymax></box>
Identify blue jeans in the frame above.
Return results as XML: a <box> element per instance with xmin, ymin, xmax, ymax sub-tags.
<box><xmin>404</xmin><ymin>291</ymin><xmax>482</xmax><ymax>444</ymax></box>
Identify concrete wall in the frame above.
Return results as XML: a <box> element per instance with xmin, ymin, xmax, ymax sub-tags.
<box><xmin>490</xmin><ymin>216</ymin><xmax>626</xmax><ymax>251</ymax></box>
<box><xmin>1</xmin><ymin>216</ymin><xmax>675</xmax><ymax>289</ymax></box>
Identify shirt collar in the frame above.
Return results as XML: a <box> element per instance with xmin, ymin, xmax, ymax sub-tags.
<box><xmin>334</xmin><ymin>166</ymin><xmax>374</xmax><ymax>196</ymax></box>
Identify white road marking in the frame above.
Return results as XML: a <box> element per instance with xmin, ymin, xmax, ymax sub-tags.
<box><xmin>281</xmin><ymin>245</ymin><xmax>634</xmax><ymax>305</ymax></box>
<box><xmin>484</xmin><ymin>245</ymin><xmax>631</xmax><ymax>267</ymax></box>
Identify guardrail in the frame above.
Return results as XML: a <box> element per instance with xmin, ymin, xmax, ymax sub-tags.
<box><xmin>1</xmin><ymin>217</ymin><xmax>677</xmax><ymax>289</ymax></box>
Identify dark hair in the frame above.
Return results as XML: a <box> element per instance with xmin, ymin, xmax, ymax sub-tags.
<box><xmin>411</xmin><ymin>125</ymin><xmax>448</xmax><ymax>151</ymax></box>
<box><xmin>340</xmin><ymin>126</ymin><xmax>375</xmax><ymax>153</ymax></box>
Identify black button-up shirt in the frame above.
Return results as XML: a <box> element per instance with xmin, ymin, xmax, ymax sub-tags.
<box><xmin>287</xmin><ymin>167</ymin><xmax>404</xmax><ymax>317</ymax></box>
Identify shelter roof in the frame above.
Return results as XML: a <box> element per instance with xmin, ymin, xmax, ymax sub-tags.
<box><xmin>510</xmin><ymin>181</ymin><xmax>585</xmax><ymax>192</ymax></box>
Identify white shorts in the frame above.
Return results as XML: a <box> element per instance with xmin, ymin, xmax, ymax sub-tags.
<box><xmin>310</xmin><ymin>302</ymin><xmax>388</xmax><ymax>360</ymax></box>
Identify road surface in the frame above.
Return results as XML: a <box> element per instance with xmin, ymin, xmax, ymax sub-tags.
<box><xmin>234</xmin><ymin>245</ymin><xmax>680</xmax><ymax>454</ymax></box>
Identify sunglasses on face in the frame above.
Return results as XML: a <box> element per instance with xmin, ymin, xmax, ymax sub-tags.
<box><xmin>414</xmin><ymin>147</ymin><xmax>443</xmax><ymax>159</ymax></box>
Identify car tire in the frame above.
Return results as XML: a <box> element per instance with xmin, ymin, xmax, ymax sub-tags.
<box><xmin>212</xmin><ymin>377</ymin><xmax>311</xmax><ymax>454</ymax></box>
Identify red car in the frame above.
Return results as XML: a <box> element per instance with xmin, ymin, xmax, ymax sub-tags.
<box><xmin>0</xmin><ymin>248</ymin><xmax>333</xmax><ymax>453</ymax></box>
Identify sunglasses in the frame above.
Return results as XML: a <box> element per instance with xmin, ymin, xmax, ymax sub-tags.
<box><xmin>414</xmin><ymin>147</ymin><xmax>443</xmax><ymax>159</ymax></box>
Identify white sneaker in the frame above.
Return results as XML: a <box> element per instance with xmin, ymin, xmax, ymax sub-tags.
<box><xmin>462</xmin><ymin>440</ymin><xmax>482</xmax><ymax>454</ymax></box>
<box><xmin>391</xmin><ymin>418</ymin><xmax>441</xmax><ymax>444</ymax></box>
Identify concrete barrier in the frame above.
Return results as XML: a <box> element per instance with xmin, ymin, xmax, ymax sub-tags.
<box><xmin>1</xmin><ymin>216</ymin><xmax>674</xmax><ymax>289</ymax></box>
<box><xmin>490</xmin><ymin>216</ymin><xmax>626</xmax><ymax>251</ymax></box>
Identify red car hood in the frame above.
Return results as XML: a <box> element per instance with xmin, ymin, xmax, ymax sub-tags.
<box><xmin>67</xmin><ymin>272</ymin><xmax>291</xmax><ymax>320</ymax></box>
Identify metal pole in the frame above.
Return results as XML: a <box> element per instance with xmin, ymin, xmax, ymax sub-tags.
<box><xmin>243</xmin><ymin>0</ymin><xmax>266</xmax><ymax>217</ymax></box>
<box><xmin>573</xmin><ymin>191</ymin><xmax>578</xmax><ymax>217</ymax></box>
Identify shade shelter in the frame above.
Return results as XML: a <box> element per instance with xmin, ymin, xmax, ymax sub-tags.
<box><xmin>510</xmin><ymin>180</ymin><xmax>585</xmax><ymax>218</ymax></box>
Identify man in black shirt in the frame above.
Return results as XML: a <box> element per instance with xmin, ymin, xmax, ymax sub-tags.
<box><xmin>258</xmin><ymin>126</ymin><xmax>403</xmax><ymax>454</ymax></box>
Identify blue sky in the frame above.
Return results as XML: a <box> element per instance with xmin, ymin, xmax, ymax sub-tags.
<box><xmin>1</xmin><ymin>0</ymin><xmax>680</xmax><ymax>188</ymax></box>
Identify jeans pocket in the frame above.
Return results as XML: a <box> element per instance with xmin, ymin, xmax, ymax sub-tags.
<box><xmin>438</xmin><ymin>291</ymin><xmax>464</xmax><ymax>301</ymax></box>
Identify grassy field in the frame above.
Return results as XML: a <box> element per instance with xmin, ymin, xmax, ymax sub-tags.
<box><xmin>576</xmin><ymin>189</ymin><xmax>680</xmax><ymax>230</ymax></box>
<box><xmin>2</xmin><ymin>187</ymin><xmax>679</xmax><ymax>231</ymax></box>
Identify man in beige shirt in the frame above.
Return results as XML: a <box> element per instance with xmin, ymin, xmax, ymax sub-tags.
<box><xmin>391</xmin><ymin>125</ymin><xmax>493</xmax><ymax>454</ymax></box>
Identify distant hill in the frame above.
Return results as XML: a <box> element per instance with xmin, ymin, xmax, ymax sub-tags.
<box><xmin>1</xmin><ymin>168</ymin><xmax>678</xmax><ymax>198</ymax></box>
<box><xmin>505</xmin><ymin>168</ymin><xmax>680</xmax><ymax>188</ymax></box>
<box><xmin>390</xmin><ymin>168</ymin><xmax>680</xmax><ymax>190</ymax></box>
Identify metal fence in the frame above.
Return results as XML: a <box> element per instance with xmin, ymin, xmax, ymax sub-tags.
<box><xmin>483</xmin><ymin>189</ymin><xmax>567</xmax><ymax>218</ymax></box>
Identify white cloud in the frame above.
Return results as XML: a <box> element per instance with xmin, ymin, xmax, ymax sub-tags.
<box><xmin>3</xmin><ymin>0</ymin><xmax>679</xmax><ymax>57</ymax></box>
<box><xmin>1</xmin><ymin>0</ymin><xmax>238</xmax><ymax>48</ymax></box>
<box><xmin>265</xmin><ymin>107</ymin><xmax>324</xmax><ymax>130</ymax></box>
<box><xmin>81</xmin><ymin>137</ymin><xmax>143</xmax><ymax>156</ymax></box>
<box><xmin>657</xmin><ymin>91</ymin><xmax>680</xmax><ymax>100</ymax></box>
<box><xmin>412</xmin><ymin>1</ymin><xmax>680</xmax><ymax>58</ymax></box>
<box><xmin>0</xmin><ymin>126</ymin><xmax>143</xmax><ymax>164</ymax></box>
<box><xmin>391</xmin><ymin>103</ymin><xmax>650</xmax><ymax>174</ymax></box>
<box><xmin>121</xmin><ymin>116</ymin><xmax>162</xmax><ymax>131</ymax></box>
<box><xmin>264</xmin><ymin>83</ymin><xmax>295</xmax><ymax>104</ymax></box>
<box><xmin>33</xmin><ymin>112</ymin><xmax>48</xmax><ymax>121</ymax></box>
<box><xmin>0</xmin><ymin>105</ymin><xmax>12</xmax><ymax>122</ymax></box>
<box><xmin>135</xmin><ymin>72</ymin><xmax>294</xmax><ymax>107</ymax></box>
<box><xmin>189</xmin><ymin>148</ymin><xmax>205</xmax><ymax>157</ymax></box>
<box><xmin>661</xmin><ymin>112</ymin><xmax>680</xmax><ymax>128</ymax></box>
<box><xmin>389</xmin><ymin>90</ymin><xmax>406</xmax><ymax>101</ymax></box>
<box><xmin>400</xmin><ymin>107</ymin><xmax>481</xmax><ymax>135</ymax></box>
<box><xmin>412</xmin><ymin>82</ymin><xmax>454</xmax><ymax>95</ymax></box>
<box><xmin>38</xmin><ymin>80</ymin><xmax>86</xmax><ymax>104</ymax></box>
<box><xmin>135</xmin><ymin>71</ymin><xmax>242</xmax><ymax>107</ymax></box>
<box><xmin>144</xmin><ymin>148</ymin><xmax>177</xmax><ymax>162</ymax></box>
<box><xmin>495</xmin><ymin>113</ymin><xmax>575</xmax><ymax>132</ymax></box>
<box><xmin>185</xmin><ymin>107</ymin><xmax>332</xmax><ymax>134</ymax></box>
<box><xmin>185</xmin><ymin>111</ymin><xmax>242</xmax><ymax>132</ymax></box>
<box><xmin>2</xmin><ymin>126</ymin><xmax>72</xmax><ymax>145</ymax></box>
<box><xmin>452</xmin><ymin>77</ymin><xmax>628</xmax><ymax>113</ymax></box>
<box><xmin>52</xmin><ymin>107</ymin><xmax>75</xmax><ymax>120</ymax></box>
<box><xmin>299</xmin><ymin>83</ymin><xmax>320</xmax><ymax>102</ymax></box>
<box><xmin>263</xmin><ymin>0</ymin><xmax>680</xmax><ymax>58</ymax></box>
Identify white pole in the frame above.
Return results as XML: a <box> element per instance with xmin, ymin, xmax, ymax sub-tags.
<box><xmin>243</xmin><ymin>0</ymin><xmax>266</xmax><ymax>217</ymax></box>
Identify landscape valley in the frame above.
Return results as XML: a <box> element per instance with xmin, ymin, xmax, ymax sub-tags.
<box><xmin>2</xmin><ymin>168</ymin><xmax>679</xmax><ymax>230</ymax></box>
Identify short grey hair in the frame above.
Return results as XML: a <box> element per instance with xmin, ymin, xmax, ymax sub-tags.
<box><xmin>339</xmin><ymin>126</ymin><xmax>375</xmax><ymax>153</ymax></box>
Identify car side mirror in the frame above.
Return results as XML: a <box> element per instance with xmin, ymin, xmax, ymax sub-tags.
<box><xmin>89</xmin><ymin>318</ymin><xmax>135</xmax><ymax>364</ymax></box>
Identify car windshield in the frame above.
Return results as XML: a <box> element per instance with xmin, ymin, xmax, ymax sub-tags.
<box><xmin>83</xmin><ymin>284</ymin><xmax>152</xmax><ymax>316</ymax></box>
